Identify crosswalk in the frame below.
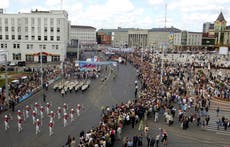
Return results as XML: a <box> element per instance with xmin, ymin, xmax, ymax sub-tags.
<box><xmin>210</xmin><ymin>98</ymin><xmax>230</xmax><ymax>112</ymax></box>
<box><xmin>205</xmin><ymin>109</ymin><xmax>230</xmax><ymax>136</ymax></box>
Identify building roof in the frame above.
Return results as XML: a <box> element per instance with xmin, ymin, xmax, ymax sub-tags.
<box><xmin>216</xmin><ymin>12</ymin><xmax>226</xmax><ymax>22</ymax></box>
<box><xmin>149</xmin><ymin>27</ymin><xmax>181</xmax><ymax>32</ymax></box>
<box><xmin>71</xmin><ymin>25</ymin><xmax>96</xmax><ymax>30</ymax></box>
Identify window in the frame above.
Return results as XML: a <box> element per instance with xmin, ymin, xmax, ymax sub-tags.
<box><xmin>18</xmin><ymin>35</ymin><xmax>21</xmax><ymax>40</ymax></box>
<box><xmin>26</xmin><ymin>55</ymin><xmax>34</xmax><ymax>61</ymax></box>
<box><xmin>44</xmin><ymin>36</ymin><xmax>47</xmax><ymax>41</ymax></box>
<box><xmin>57</xmin><ymin>27</ymin><xmax>60</xmax><ymax>32</ymax></box>
<box><xmin>4</xmin><ymin>18</ymin><xmax>8</xmax><ymax>25</ymax></box>
<box><xmin>32</xmin><ymin>36</ymin><xmax>35</xmax><ymax>40</ymax></box>
<box><xmin>43</xmin><ymin>45</ymin><xmax>46</xmax><ymax>50</ymax></box>
<box><xmin>11</xmin><ymin>27</ymin><xmax>15</xmax><ymax>32</ymax></box>
<box><xmin>30</xmin><ymin>44</ymin><xmax>33</xmax><ymax>49</ymax></box>
<box><xmin>5</xmin><ymin>35</ymin><xmax>9</xmax><ymax>40</ymax></box>
<box><xmin>51</xmin><ymin>55</ymin><xmax>60</xmax><ymax>62</ymax></box>
<box><xmin>27</xmin><ymin>44</ymin><xmax>30</xmax><ymax>49</ymax></box>
<box><xmin>5</xmin><ymin>27</ymin><xmax>8</xmax><ymax>32</ymax></box>
<box><xmin>17</xmin><ymin>18</ymin><xmax>21</xmax><ymax>25</ymax></box>
<box><xmin>57</xmin><ymin>19</ymin><xmax>61</xmax><ymax>25</ymax></box>
<box><xmin>13</xmin><ymin>53</ymin><xmax>21</xmax><ymax>60</ymax></box>
<box><xmin>17</xmin><ymin>44</ymin><xmax>20</xmax><ymax>48</ymax></box>
<box><xmin>18</xmin><ymin>27</ymin><xmax>21</xmax><ymax>32</ymax></box>
<box><xmin>57</xmin><ymin>36</ymin><xmax>60</xmax><ymax>41</ymax></box>
<box><xmin>39</xmin><ymin>45</ymin><xmax>42</xmax><ymax>50</ymax></box>
<box><xmin>0</xmin><ymin>27</ymin><xmax>2</xmax><ymax>32</ymax></box>
<box><xmin>25</xmin><ymin>18</ymin><xmax>28</xmax><ymax>25</ymax></box>
<box><xmin>25</xmin><ymin>35</ymin><xmax>28</xmax><ymax>40</ymax></box>
<box><xmin>50</xmin><ymin>36</ymin><xmax>54</xmax><ymax>41</ymax></box>
<box><xmin>44</xmin><ymin>27</ymin><xmax>47</xmax><ymax>32</ymax></box>
<box><xmin>12</xmin><ymin>35</ymin><xmax>15</xmax><ymax>40</ymax></box>
<box><xmin>52</xmin><ymin>45</ymin><xmax>55</xmax><ymax>49</ymax></box>
<box><xmin>0</xmin><ymin>35</ymin><xmax>2</xmax><ymax>40</ymax></box>
<box><xmin>38</xmin><ymin>36</ymin><xmax>41</xmax><ymax>41</ymax></box>
<box><xmin>1</xmin><ymin>44</ymin><xmax>3</xmax><ymax>48</ymax></box>
<box><xmin>38</xmin><ymin>27</ymin><xmax>41</xmax><ymax>32</ymax></box>
<box><xmin>5</xmin><ymin>44</ymin><xmax>7</xmax><ymax>48</ymax></box>
<box><xmin>50</xmin><ymin>27</ymin><xmax>54</xmax><ymax>32</ymax></box>
<box><xmin>44</xmin><ymin>18</ymin><xmax>47</xmax><ymax>25</ymax></box>
<box><xmin>56</xmin><ymin>45</ymin><xmax>59</xmax><ymax>50</ymax></box>
<box><xmin>31</xmin><ymin>27</ymin><xmax>35</xmax><ymax>33</ymax></box>
<box><xmin>38</xmin><ymin>18</ymin><xmax>41</xmax><ymax>25</ymax></box>
<box><xmin>13</xmin><ymin>44</ymin><xmax>16</xmax><ymax>48</ymax></box>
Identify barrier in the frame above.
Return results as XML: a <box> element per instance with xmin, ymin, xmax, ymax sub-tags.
<box><xmin>18</xmin><ymin>92</ymin><xmax>32</xmax><ymax>103</ymax></box>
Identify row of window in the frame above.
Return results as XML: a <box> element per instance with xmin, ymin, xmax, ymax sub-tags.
<box><xmin>0</xmin><ymin>43</ymin><xmax>59</xmax><ymax>50</ymax></box>
<box><xmin>0</xmin><ymin>18</ymin><xmax>62</xmax><ymax>26</ymax></box>
<box><xmin>0</xmin><ymin>35</ymin><xmax>60</xmax><ymax>41</ymax></box>
<box><xmin>0</xmin><ymin>26</ymin><xmax>61</xmax><ymax>33</ymax></box>
<box><xmin>25</xmin><ymin>55</ymin><xmax>60</xmax><ymax>62</ymax></box>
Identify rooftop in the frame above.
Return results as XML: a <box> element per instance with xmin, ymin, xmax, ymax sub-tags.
<box><xmin>71</xmin><ymin>25</ymin><xmax>96</xmax><ymax>30</ymax></box>
<box><xmin>216</xmin><ymin>12</ymin><xmax>226</xmax><ymax>22</ymax></box>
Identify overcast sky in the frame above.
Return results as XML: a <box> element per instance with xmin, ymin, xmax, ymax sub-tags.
<box><xmin>1</xmin><ymin>0</ymin><xmax>230</xmax><ymax>31</ymax></box>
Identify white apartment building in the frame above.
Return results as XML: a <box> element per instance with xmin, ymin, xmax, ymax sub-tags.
<box><xmin>0</xmin><ymin>9</ymin><xmax>69</xmax><ymax>62</ymax></box>
<box><xmin>70</xmin><ymin>25</ymin><xmax>96</xmax><ymax>47</ymax></box>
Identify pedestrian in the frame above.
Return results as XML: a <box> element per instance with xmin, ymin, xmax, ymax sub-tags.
<box><xmin>65</xmin><ymin>135</ymin><xmax>72</xmax><ymax>147</ymax></box>
<box><xmin>155</xmin><ymin>134</ymin><xmax>160</xmax><ymax>147</ymax></box>
<box><xmin>43</xmin><ymin>93</ymin><xmax>46</xmax><ymax>102</ymax></box>
<box><xmin>11</xmin><ymin>100</ymin><xmax>15</xmax><ymax>112</ymax></box>
<box><xmin>48</xmin><ymin>121</ymin><xmax>54</xmax><ymax>136</ymax></box>
<box><xmin>49</xmin><ymin>111</ymin><xmax>55</xmax><ymax>123</ymax></box>
<box><xmin>35</xmin><ymin>119</ymin><xmax>41</xmax><ymax>135</ymax></box>
<box><xmin>17</xmin><ymin>110</ymin><xmax>22</xmax><ymax>119</ymax></box>
<box><xmin>17</xmin><ymin>116</ymin><xmax>23</xmax><ymax>133</ymax></box>
<box><xmin>4</xmin><ymin>115</ymin><xmax>10</xmax><ymax>131</ymax></box>
<box><xmin>150</xmin><ymin>137</ymin><xmax>155</xmax><ymax>147</ymax></box>
<box><xmin>34</xmin><ymin>102</ymin><xmax>39</xmax><ymax>114</ymax></box>
<box><xmin>71</xmin><ymin>137</ymin><xmax>76</xmax><ymax>147</ymax></box>
<box><xmin>64</xmin><ymin>112</ymin><xmax>68</xmax><ymax>127</ymax></box>
<box><xmin>216</xmin><ymin>106</ymin><xmax>220</xmax><ymax>117</ymax></box>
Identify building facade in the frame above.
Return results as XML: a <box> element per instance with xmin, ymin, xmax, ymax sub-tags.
<box><xmin>0</xmin><ymin>9</ymin><xmax>69</xmax><ymax>62</ymax></box>
<box><xmin>70</xmin><ymin>25</ymin><xmax>96</xmax><ymax>47</ymax></box>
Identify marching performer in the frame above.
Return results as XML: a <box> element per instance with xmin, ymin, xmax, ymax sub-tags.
<box><xmin>63</xmin><ymin>103</ymin><xmax>67</xmax><ymax>114</ymax></box>
<box><xmin>70</xmin><ymin>108</ymin><xmax>75</xmax><ymax>122</ymax></box>
<box><xmin>32</xmin><ymin>110</ymin><xmax>36</xmax><ymax>124</ymax></box>
<box><xmin>34</xmin><ymin>102</ymin><xmax>39</xmax><ymax>114</ymax></box>
<box><xmin>4</xmin><ymin>115</ymin><xmax>10</xmax><ymax>131</ymax></box>
<box><xmin>76</xmin><ymin>104</ymin><xmax>81</xmax><ymax>117</ymax></box>
<box><xmin>48</xmin><ymin>121</ymin><xmax>54</xmax><ymax>136</ymax></box>
<box><xmin>35</xmin><ymin>119</ymin><xmax>40</xmax><ymax>135</ymax></box>
<box><xmin>46</xmin><ymin>102</ymin><xmax>51</xmax><ymax>115</ymax></box>
<box><xmin>63</xmin><ymin>113</ymin><xmax>68</xmax><ymax>127</ymax></box>
<box><xmin>25</xmin><ymin>105</ymin><xmax>31</xmax><ymax>119</ymax></box>
<box><xmin>17</xmin><ymin>110</ymin><xmax>22</xmax><ymax>119</ymax></box>
<box><xmin>17</xmin><ymin>116</ymin><xmax>23</xmax><ymax>132</ymax></box>
<box><xmin>57</xmin><ymin>106</ymin><xmax>62</xmax><ymax>119</ymax></box>
<box><xmin>49</xmin><ymin>111</ymin><xmax>55</xmax><ymax>123</ymax></box>
<box><xmin>40</xmin><ymin>106</ymin><xmax>45</xmax><ymax>119</ymax></box>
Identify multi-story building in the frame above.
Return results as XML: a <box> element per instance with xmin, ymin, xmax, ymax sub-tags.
<box><xmin>173</xmin><ymin>31</ymin><xmax>202</xmax><ymax>50</ymax></box>
<box><xmin>0</xmin><ymin>9</ymin><xmax>70</xmax><ymax>62</ymax></box>
<box><xmin>70</xmin><ymin>25</ymin><xmax>96</xmax><ymax>47</ymax></box>
<box><xmin>96</xmin><ymin>29</ymin><xmax>116</xmax><ymax>45</ymax></box>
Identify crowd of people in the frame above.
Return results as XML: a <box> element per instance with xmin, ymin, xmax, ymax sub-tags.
<box><xmin>0</xmin><ymin>65</ymin><xmax>61</xmax><ymax>111</ymax></box>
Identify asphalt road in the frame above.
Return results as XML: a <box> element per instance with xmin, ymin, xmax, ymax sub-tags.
<box><xmin>0</xmin><ymin>62</ymin><xmax>137</xmax><ymax>147</ymax></box>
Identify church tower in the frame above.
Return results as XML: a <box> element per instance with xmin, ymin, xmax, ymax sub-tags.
<box><xmin>214</xmin><ymin>12</ymin><xmax>226</xmax><ymax>45</ymax></box>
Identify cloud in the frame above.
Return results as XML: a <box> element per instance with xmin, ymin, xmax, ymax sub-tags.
<box><xmin>0</xmin><ymin>0</ymin><xmax>10</xmax><ymax>8</ymax></box>
<box><xmin>148</xmin><ymin>0</ymin><xmax>164</xmax><ymax>5</ymax></box>
<box><xmin>45</xmin><ymin>0</ymin><xmax>60</xmax><ymax>6</ymax></box>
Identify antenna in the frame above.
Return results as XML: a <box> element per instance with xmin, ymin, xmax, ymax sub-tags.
<box><xmin>164</xmin><ymin>3</ymin><xmax>167</xmax><ymax>28</ymax></box>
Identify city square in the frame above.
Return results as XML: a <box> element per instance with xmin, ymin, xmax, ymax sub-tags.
<box><xmin>0</xmin><ymin>0</ymin><xmax>230</xmax><ymax>147</ymax></box>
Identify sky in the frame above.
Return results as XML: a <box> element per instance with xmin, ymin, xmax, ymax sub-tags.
<box><xmin>0</xmin><ymin>0</ymin><xmax>230</xmax><ymax>32</ymax></box>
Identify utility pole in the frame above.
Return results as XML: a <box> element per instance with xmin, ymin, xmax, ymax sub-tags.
<box><xmin>164</xmin><ymin>3</ymin><xmax>167</xmax><ymax>28</ymax></box>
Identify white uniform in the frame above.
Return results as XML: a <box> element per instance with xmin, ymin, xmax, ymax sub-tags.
<box><xmin>76</xmin><ymin>104</ymin><xmax>81</xmax><ymax>117</ymax></box>
<box><xmin>70</xmin><ymin>109</ymin><xmax>75</xmax><ymax>122</ymax></box>
<box><xmin>25</xmin><ymin>105</ymin><xmax>30</xmax><ymax>119</ymax></box>
<box><xmin>4</xmin><ymin>115</ymin><xmax>10</xmax><ymax>131</ymax></box>
<box><xmin>63</xmin><ymin>103</ymin><xmax>67</xmax><ymax>114</ymax></box>
<box><xmin>48</xmin><ymin>121</ymin><xmax>54</xmax><ymax>136</ymax></box>
<box><xmin>49</xmin><ymin>111</ymin><xmax>55</xmax><ymax>123</ymax></box>
<box><xmin>40</xmin><ymin>106</ymin><xmax>45</xmax><ymax>119</ymax></box>
<box><xmin>35</xmin><ymin>119</ymin><xmax>40</xmax><ymax>135</ymax></box>
<box><xmin>46</xmin><ymin>103</ymin><xmax>51</xmax><ymax>115</ymax></box>
<box><xmin>64</xmin><ymin>113</ymin><xmax>68</xmax><ymax>127</ymax></box>
<box><xmin>57</xmin><ymin>107</ymin><xmax>61</xmax><ymax>119</ymax></box>
<box><xmin>17</xmin><ymin>117</ymin><xmax>23</xmax><ymax>132</ymax></box>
